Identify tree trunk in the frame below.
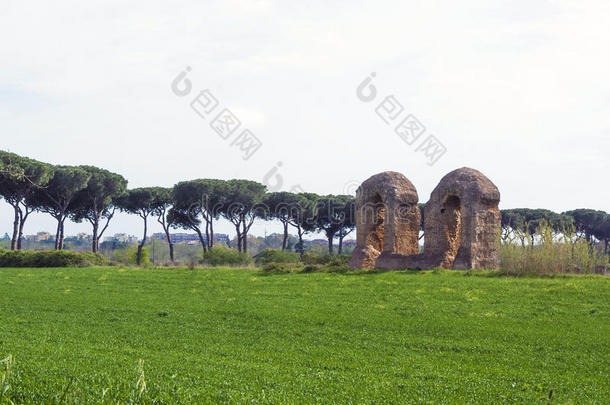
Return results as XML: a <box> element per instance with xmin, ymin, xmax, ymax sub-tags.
<box><xmin>17</xmin><ymin>220</ymin><xmax>25</xmax><ymax>250</ymax></box>
<box><xmin>16</xmin><ymin>209</ymin><xmax>30</xmax><ymax>250</ymax></box>
<box><xmin>54</xmin><ymin>218</ymin><xmax>62</xmax><ymax>250</ymax></box>
<box><xmin>58</xmin><ymin>220</ymin><xmax>65</xmax><ymax>250</ymax></box>
<box><xmin>242</xmin><ymin>220</ymin><xmax>248</xmax><ymax>253</ymax></box>
<box><xmin>92</xmin><ymin>220</ymin><xmax>99</xmax><ymax>253</ymax></box>
<box><xmin>11</xmin><ymin>206</ymin><xmax>19</xmax><ymax>250</ymax></box>
<box><xmin>194</xmin><ymin>227</ymin><xmax>207</xmax><ymax>254</ymax></box>
<box><xmin>137</xmin><ymin>216</ymin><xmax>147</xmax><ymax>265</ymax></box>
<box><xmin>327</xmin><ymin>232</ymin><xmax>334</xmax><ymax>255</ymax></box>
<box><xmin>209</xmin><ymin>219</ymin><xmax>214</xmax><ymax>248</ymax></box>
<box><xmin>164</xmin><ymin>228</ymin><xmax>174</xmax><ymax>262</ymax></box>
<box><xmin>235</xmin><ymin>224</ymin><xmax>242</xmax><ymax>252</ymax></box>
<box><xmin>205</xmin><ymin>220</ymin><xmax>210</xmax><ymax>250</ymax></box>
<box><xmin>298</xmin><ymin>228</ymin><xmax>304</xmax><ymax>257</ymax></box>
<box><xmin>98</xmin><ymin>209</ymin><xmax>115</xmax><ymax>253</ymax></box>
<box><xmin>282</xmin><ymin>221</ymin><xmax>288</xmax><ymax>251</ymax></box>
<box><xmin>338</xmin><ymin>231</ymin><xmax>344</xmax><ymax>254</ymax></box>
<box><xmin>156</xmin><ymin>210</ymin><xmax>174</xmax><ymax>263</ymax></box>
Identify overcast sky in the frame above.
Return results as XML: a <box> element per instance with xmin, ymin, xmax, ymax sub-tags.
<box><xmin>0</xmin><ymin>0</ymin><xmax>608</xmax><ymax>240</ymax></box>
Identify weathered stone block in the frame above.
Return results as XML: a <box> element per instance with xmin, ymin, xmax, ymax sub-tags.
<box><xmin>350</xmin><ymin>171</ymin><xmax>420</xmax><ymax>269</ymax></box>
<box><xmin>349</xmin><ymin>168</ymin><xmax>501</xmax><ymax>270</ymax></box>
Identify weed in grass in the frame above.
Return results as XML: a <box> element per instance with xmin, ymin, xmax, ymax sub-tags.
<box><xmin>135</xmin><ymin>359</ymin><xmax>146</xmax><ymax>400</ymax></box>
<box><xmin>0</xmin><ymin>355</ymin><xmax>12</xmax><ymax>403</ymax></box>
<box><xmin>58</xmin><ymin>377</ymin><xmax>74</xmax><ymax>404</ymax></box>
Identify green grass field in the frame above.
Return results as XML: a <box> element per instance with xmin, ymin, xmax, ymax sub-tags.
<box><xmin>1</xmin><ymin>267</ymin><xmax>609</xmax><ymax>404</ymax></box>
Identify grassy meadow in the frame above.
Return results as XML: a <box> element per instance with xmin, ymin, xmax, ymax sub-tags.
<box><xmin>0</xmin><ymin>266</ymin><xmax>609</xmax><ymax>404</ymax></box>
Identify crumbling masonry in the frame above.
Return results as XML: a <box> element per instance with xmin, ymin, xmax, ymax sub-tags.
<box><xmin>349</xmin><ymin>168</ymin><xmax>501</xmax><ymax>270</ymax></box>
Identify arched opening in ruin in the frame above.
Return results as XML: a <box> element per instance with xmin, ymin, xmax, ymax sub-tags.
<box><xmin>364</xmin><ymin>193</ymin><xmax>385</xmax><ymax>252</ymax></box>
<box><xmin>440</xmin><ymin>194</ymin><xmax>461</xmax><ymax>267</ymax></box>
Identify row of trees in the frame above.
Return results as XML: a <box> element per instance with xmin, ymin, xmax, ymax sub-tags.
<box><xmin>500</xmin><ymin>208</ymin><xmax>610</xmax><ymax>254</ymax></box>
<box><xmin>0</xmin><ymin>152</ymin><xmax>127</xmax><ymax>252</ymax></box>
<box><xmin>109</xmin><ymin>185</ymin><xmax>356</xmax><ymax>265</ymax></box>
<box><xmin>0</xmin><ymin>151</ymin><xmax>356</xmax><ymax>264</ymax></box>
<box><xmin>2</xmin><ymin>150</ymin><xmax>608</xmax><ymax>264</ymax></box>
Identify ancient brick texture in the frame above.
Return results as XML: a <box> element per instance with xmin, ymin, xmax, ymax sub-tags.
<box><xmin>349</xmin><ymin>171</ymin><xmax>420</xmax><ymax>269</ymax></box>
<box><xmin>423</xmin><ymin>167</ymin><xmax>501</xmax><ymax>269</ymax></box>
<box><xmin>350</xmin><ymin>168</ymin><xmax>500</xmax><ymax>270</ymax></box>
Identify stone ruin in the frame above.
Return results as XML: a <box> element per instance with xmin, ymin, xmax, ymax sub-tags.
<box><xmin>349</xmin><ymin>167</ymin><xmax>501</xmax><ymax>270</ymax></box>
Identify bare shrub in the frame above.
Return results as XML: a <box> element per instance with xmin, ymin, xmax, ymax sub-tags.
<box><xmin>499</xmin><ymin>223</ymin><xmax>608</xmax><ymax>275</ymax></box>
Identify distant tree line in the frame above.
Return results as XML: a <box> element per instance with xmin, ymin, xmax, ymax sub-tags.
<box><xmin>500</xmin><ymin>208</ymin><xmax>610</xmax><ymax>254</ymax></box>
<box><xmin>2</xmin><ymin>151</ymin><xmax>608</xmax><ymax>264</ymax></box>
<box><xmin>0</xmin><ymin>151</ymin><xmax>355</xmax><ymax>264</ymax></box>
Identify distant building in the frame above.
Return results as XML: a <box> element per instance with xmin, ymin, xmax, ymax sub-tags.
<box><xmin>62</xmin><ymin>233</ymin><xmax>92</xmax><ymax>244</ymax></box>
<box><xmin>103</xmin><ymin>233</ymin><xmax>138</xmax><ymax>244</ymax></box>
<box><xmin>104</xmin><ymin>233</ymin><xmax>128</xmax><ymax>243</ymax></box>
<box><xmin>150</xmin><ymin>233</ymin><xmax>200</xmax><ymax>243</ymax></box>
<box><xmin>306</xmin><ymin>239</ymin><xmax>328</xmax><ymax>247</ymax></box>
<box><xmin>152</xmin><ymin>233</ymin><xmax>231</xmax><ymax>244</ymax></box>
<box><xmin>171</xmin><ymin>233</ymin><xmax>200</xmax><ymax>243</ymax></box>
<box><xmin>1</xmin><ymin>232</ymin><xmax>10</xmax><ymax>241</ymax></box>
<box><xmin>214</xmin><ymin>234</ymin><xmax>230</xmax><ymax>244</ymax></box>
<box><xmin>26</xmin><ymin>232</ymin><xmax>52</xmax><ymax>242</ymax></box>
